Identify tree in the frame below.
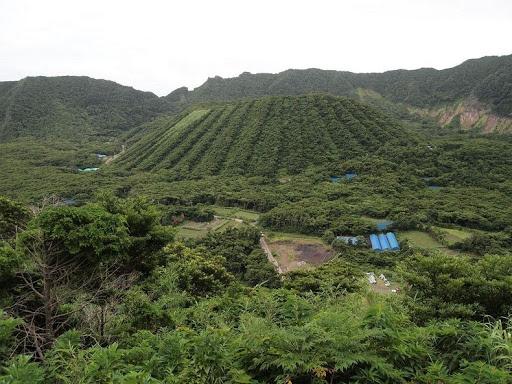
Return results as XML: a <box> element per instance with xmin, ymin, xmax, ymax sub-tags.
<box><xmin>94</xmin><ymin>192</ymin><xmax>175</xmax><ymax>272</ymax></box>
<box><xmin>0</xmin><ymin>196</ymin><xmax>31</xmax><ymax>241</ymax></box>
<box><xmin>399</xmin><ymin>252</ymin><xmax>512</xmax><ymax>321</ymax></box>
<box><xmin>10</xmin><ymin>204</ymin><xmax>131</xmax><ymax>359</ymax></box>
<box><xmin>163</xmin><ymin>242</ymin><xmax>234</xmax><ymax>297</ymax></box>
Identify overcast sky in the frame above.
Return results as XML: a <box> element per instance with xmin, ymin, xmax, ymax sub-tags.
<box><xmin>1</xmin><ymin>0</ymin><xmax>511</xmax><ymax>96</ymax></box>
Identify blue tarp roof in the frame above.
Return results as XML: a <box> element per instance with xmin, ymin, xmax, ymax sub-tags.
<box><xmin>370</xmin><ymin>234</ymin><xmax>381</xmax><ymax>251</ymax></box>
<box><xmin>378</xmin><ymin>233</ymin><xmax>391</xmax><ymax>250</ymax></box>
<box><xmin>330</xmin><ymin>172</ymin><xmax>357</xmax><ymax>183</ymax></box>
<box><xmin>370</xmin><ymin>232</ymin><xmax>400</xmax><ymax>252</ymax></box>
<box><xmin>376</xmin><ymin>220</ymin><xmax>394</xmax><ymax>231</ymax></box>
<box><xmin>386</xmin><ymin>232</ymin><xmax>400</xmax><ymax>250</ymax></box>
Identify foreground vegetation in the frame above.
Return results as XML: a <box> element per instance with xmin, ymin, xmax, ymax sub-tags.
<box><xmin>0</xmin><ymin>193</ymin><xmax>511</xmax><ymax>383</ymax></box>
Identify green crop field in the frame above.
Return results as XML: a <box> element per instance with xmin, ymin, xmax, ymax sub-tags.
<box><xmin>434</xmin><ymin>226</ymin><xmax>473</xmax><ymax>245</ymax></box>
<box><xmin>211</xmin><ymin>206</ymin><xmax>260</xmax><ymax>222</ymax></box>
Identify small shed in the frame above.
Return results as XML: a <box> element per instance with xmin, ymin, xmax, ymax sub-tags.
<box><xmin>336</xmin><ymin>236</ymin><xmax>359</xmax><ymax>245</ymax></box>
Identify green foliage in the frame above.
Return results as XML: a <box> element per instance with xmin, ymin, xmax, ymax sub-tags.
<box><xmin>399</xmin><ymin>253</ymin><xmax>512</xmax><ymax>321</ymax></box>
<box><xmin>161</xmin><ymin>205</ymin><xmax>214</xmax><ymax>225</ymax></box>
<box><xmin>0</xmin><ymin>355</ymin><xmax>45</xmax><ymax>384</ymax></box>
<box><xmin>0</xmin><ymin>196</ymin><xmax>30</xmax><ymax>241</ymax></box>
<box><xmin>116</xmin><ymin>94</ymin><xmax>416</xmax><ymax>177</ymax></box>
<box><xmin>186</xmin><ymin>54</ymin><xmax>512</xmax><ymax>117</ymax></box>
<box><xmin>94</xmin><ymin>192</ymin><xmax>175</xmax><ymax>272</ymax></box>
<box><xmin>0</xmin><ymin>76</ymin><xmax>176</xmax><ymax>141</ymax></box>
<box><xmin>1</xmin><ymin>58</ymin><xmax>512</xmax><ymax>382</ymax></box>
<box><xmin>24</xmin><ymin>204</ymin><xmax>130</xmax><ymax>266</ymax></box>
<box><xmin>0</xmin><ymin>242</ymin><xmax>22</xmax><ymax>289</ymax></box>
<box><xmin>284</xmin><ymin>259</ymin><xmax>362</xmax><ymax>294</ymax></box>
<box><xmin>163</xmin><ymin>242</ymin><xmax>234</xmax><ymax>297</ymax></box>
<box><xmin>0</xmin><ymin>311</ymin><xmax>21</xmax><ymax>361</ymax></box>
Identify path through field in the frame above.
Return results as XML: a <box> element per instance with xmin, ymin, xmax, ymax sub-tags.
<box><xmin>260</xmin><ymin>236</ymin><xmax>283</xmax><ymax>275</ymax></box>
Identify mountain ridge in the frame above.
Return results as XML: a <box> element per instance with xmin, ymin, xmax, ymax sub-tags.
<box><xmin>1</xmin><ymin>54</ymin><xmax>511</xmax><ymax>139</ymax></box>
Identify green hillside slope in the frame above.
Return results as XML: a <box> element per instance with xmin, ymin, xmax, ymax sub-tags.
<box><xmin>181</xmin><ymin>55</ymin><xmax>512</xmax><ymax>116</ymax></box>
<box><xmin>0</xmin><ymin>76</ymin><xmax>175</xmax><ymax>141</ymax></box>
<box><xmin>168</xmin><ymin>55</ymin><xmax>512</xmax><ymax>132</ymax></box>
<box><xmin>115</xmin><ymin>94</ymin><xmax>417</xmax><ymax>177</ymax></box>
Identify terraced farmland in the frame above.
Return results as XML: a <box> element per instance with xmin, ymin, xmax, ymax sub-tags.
<box><xmin>114</xmin><ymin>94</ymin><xmax>416</xmax><ymax>177</ymax></box>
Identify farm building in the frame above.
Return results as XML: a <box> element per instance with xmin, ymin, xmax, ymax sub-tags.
<box><xmin>369</xmin><ymin>232</ymin><xmax>400</xmax><ymax>252</ymax></box>
<box><xmin>336</xmin><ymin>236</ymin><xmax>359</xmax><ymax>245</ymax></box>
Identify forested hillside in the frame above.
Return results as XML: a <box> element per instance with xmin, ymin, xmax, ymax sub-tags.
<box><xmin>176</xmin><ymin>54</ymin><xmax>512</xmax><ymax>132</ymax></box>
<box><xmin>116</xmin><ymin>94</ymin><xmax>417</xmax><ymax>177</ymax></box>
<box><xmin>184</xmin><ymin>55</ymin><xmax>512</xmax><ymax>113</ymax></box>
<box><xmin>1</xmin><ymin>54</ymin><xmax>511</xmax><ymax>143</ymax></box>
<box><xmin>0</xmin><ymin>76</ymin><xmax>175</xmax><ymax>141</ymax></box>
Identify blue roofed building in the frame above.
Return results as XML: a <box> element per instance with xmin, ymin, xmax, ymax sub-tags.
<box><xmin>370</xmin><ymin>234</ymin><xmax>382</xmax><ymax>251</ymax></box>
<box><xmin>386</xmin><ymin>232</ymin><xmax>400</xmax><ymax>250</ymax></box>
<box><xmin>378</xmin><ymin>233</ymin><xmax>391</xmax><ymax>250</ymax></box>
<box><xmin>369</xmin><ymin>232</ymin><xmax>400</xmax><ymax>252</ymax></box>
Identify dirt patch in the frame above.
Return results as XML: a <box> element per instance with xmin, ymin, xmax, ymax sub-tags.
<box><xmin>269</xmin><ymin>240</ymin><xmax>334</xmax><ymax>273</ymax></box>
<box><xmin>295</xmin><ymin>244</ymin><xmax>333</xmax><ymax>265</ymax></box>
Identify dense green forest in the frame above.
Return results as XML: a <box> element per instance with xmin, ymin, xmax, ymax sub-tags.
<box><xmin>0</xmin><ymin>54</ymin><xmax>512</xmax><ymax>383</ymax></box>
<box><xmin>0</xmin><ymin>77</ymin><xmax>176</xmax><ymax>141</ymax></box>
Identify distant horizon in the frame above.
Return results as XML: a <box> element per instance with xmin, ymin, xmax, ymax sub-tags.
<box><xmin>2</xmin><ymin>52</ymin><xmax>510</xmax><ymax>97</ymax></box>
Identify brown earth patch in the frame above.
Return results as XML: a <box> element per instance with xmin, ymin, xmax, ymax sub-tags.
<box><xmin>269</xmin><ymin>239</ymin><xmax>334</xmax><ymax>273</ymax></box>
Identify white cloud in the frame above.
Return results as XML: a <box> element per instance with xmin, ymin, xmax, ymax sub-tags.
<box><xmin>0</xmin><ymin>0</ymin><xmax>511</xmax><ymax>95</ymax></box>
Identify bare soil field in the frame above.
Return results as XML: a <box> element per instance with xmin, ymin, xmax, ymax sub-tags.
<box><xmin>268</xmin><ymin>238</ymin><xmax>334</xmax><ymax>272</ymax></box>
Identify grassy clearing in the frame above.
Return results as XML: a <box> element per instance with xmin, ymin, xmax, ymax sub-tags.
<box><xmin>172</xmin><ymin>109</ymin><xmax>210</xmax><ymax>132</ymax></box>
<box><xmin>211</xmin><ymin>206</ymin><xmax>260</xmax><ymax>222</ymax></box>
<box><xmin>265</xmin><ymin>231</ymin><xmax>325</xmax><ymax>243</ymax></box>
<box><xmin>175</xmin><ymin>227</ymin><xmax>207</xmax><ymax>239</ymax></box>
<box><xmin>176</xmin><ymin>217</ymin><xmax>249</xmax><ymax>239</ymax></box>
<box><xmin>398</xmin><ymin>230</ymin><xmax>459</xmax><ymax>255</ymax></box>
<box><xmin>434</xmin><ymin>226</ymin><xmax>472</xmax><ymax>245</ymax></box>
<box><xmin>399</xmin><ymin>231</ymin><xmax>443</xmax><ymax>249</ymax></box>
